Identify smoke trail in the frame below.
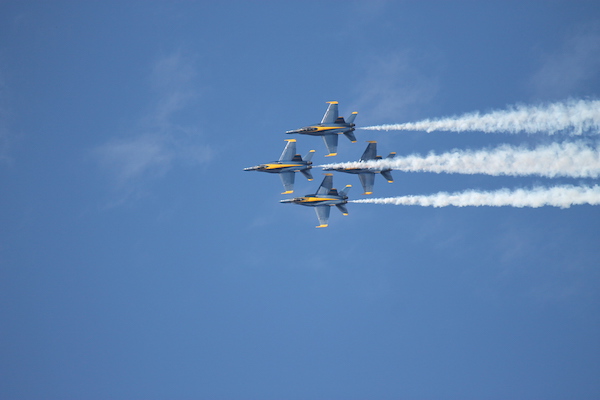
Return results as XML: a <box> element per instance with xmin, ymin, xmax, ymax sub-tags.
<box><xmin>320</xmin><ymin>141</ymin><xmax>600</xmax><ymax>178</ymax></box>
<box><xmin>362</xmin><ymin>99</ymin><xmax>600</xmax><ymax>135</ymax></box>
<box><xmin>350</xmin><ymin>185</ymin><xmax>600</xmax><ymax>208</ymax></box>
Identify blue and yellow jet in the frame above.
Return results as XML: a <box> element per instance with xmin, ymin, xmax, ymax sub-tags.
<box><xmin>244</xmin><ymin>139</ymin><xmax>315</xmax><ymax>194</ymax></box>
<box><xmin>280</xmin><ymin>174</ymin><xmax>351</xmax><ymax>228</ymax></box>
<box><xmin>323</xmin><ymin>141</ymin><xmax>396</xmax><ymax>195</ymax></box>
<box><xmin>285</xmin><ymin>101</ymin><xmax>358</xmax><ymax>157</ymax></box>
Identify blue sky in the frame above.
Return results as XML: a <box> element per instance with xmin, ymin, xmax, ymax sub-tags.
<box><xmin>2</xmin><ymin>1</ymin><xmax>600</xmax><ymax>399</ymax></box>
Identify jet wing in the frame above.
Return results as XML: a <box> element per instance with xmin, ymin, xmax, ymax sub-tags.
<box><xmin>358</xmin><ymin>173</ymin><xmax>375</xmax><ymax>195</ymax></box>
<box><xmin>314</xmin><ymin>205</ymin><xmax>331</xmax><ymax>228</ymax></box>
<box><xmin>322</xmin><ymin>134</ymin><xmax>339</xmax><ymax>156</ymax></box>
<box><xmin>321</xmin><ymin>101</ymin><xmax>339</xmax><ymax>124</ymax></box>
<box><xmin>279</xmin><ymin>139</ymin><xmax>297</xmax><ymax>161</ymax></box>
<box><xmin>316</xmin><ymin>174</ymin><xmax>334</xmax><ymax>195</ymax></box>
<box><xmin>279</xmin><ymin>171</ymin><xmax>295</xmax><ymax>194</ymax></box>
<box><xmin>360</xmin><ymin>142</ymin><xmax>377</xmax><ymax>161</ymax></box>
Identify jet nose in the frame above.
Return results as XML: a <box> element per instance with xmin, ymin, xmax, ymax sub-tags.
<box><xmin>280</xmin><ymin>198</ymin><xmax>295</xmax><ymax>203</ymax></box>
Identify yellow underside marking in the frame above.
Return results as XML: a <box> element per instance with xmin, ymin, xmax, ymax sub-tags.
<box><xmin>388</xmin><ymin>181</ymin><xmax>393</xmax><ymax>183</ymax></box>
<box><xmin>326</xmin><ymin>101</ymin><xmax>338</xmax><ymax>104</ymax></box>
<box><xmin>364</xmin><ymin>192</ymin><xmax>373</xmax><ymax>195</ymax></box>
<box><xmin>285</xmin><ymin>138</ymin><xmax>296</xmax><ymax>142</ymax></box>
<box><xmin>264</xmin><ymin>163</ymin><xmax>301</xmax><ymax>169</ymax></box>
<box><xmin>315</xmin><ymin>126</ymin><xmax>339</xmax><ymax>132</ymax></box>
<box><xmin>325</xmin><ymin>153</ymin><xmax>337</xmax><ymax>157</ymax></box>
<box><xmin>343</xmin><ymin>213</ymin><xmax>349</xmax><ymax>216</ymax></box>
<box><xmin>316</xmin><ymin>224</ymin><xmax>329</xmax><ymax>228</ymax></box>
<box><xmin>282</xmin><ymin>190</ymin><xmax>293</xmax><ymax>194</ymax></box>
<box><xmin>300</xmin><ymin>197</ymin><xmax>338</xmax><ymax>202</ymax></box>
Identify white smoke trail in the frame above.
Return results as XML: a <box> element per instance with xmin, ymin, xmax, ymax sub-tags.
<box><xmin>350</xmin><ymin>185</ymin><xmax>600</xmax><ymax>208</ymax></box>
<box><xmin>320</xmin><ymin>141</ymin><xmax>600</xmax><ymax>178</ymax></box>
<box><xmin>362</xmin><ymin>99</ymin><xmax>600</xmax><ymax>135</ymax></box>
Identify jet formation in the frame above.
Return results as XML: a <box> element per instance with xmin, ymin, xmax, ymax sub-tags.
<box><xmin>245</xmin><ymin>101</ymin><xmax>397</xmax><ymax>227</ymax></box>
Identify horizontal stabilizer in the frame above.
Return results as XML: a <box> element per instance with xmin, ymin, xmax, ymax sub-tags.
<box><xmin>343</xmin><ymin>130</ymin><xmax>357</xmax><ymax>143</ymax></box>
<box><xmin>346</xmin><ymin>111</ymin><xmax>358</xmax><ymax>124</ymax></box>
<box><xmin>300</xmin><ymin>169</ymin><xmax>313</xmax><ymax>181</ymax></box>
<box><xmin>381</xmin><ymin>170</ymin><xmax>394</xmax><ymax>183</ymax></box>
<box><xmin>339</xmin><ymin>184</ymin><xmax>352</xmax><ymax>197</ymax></box>
<box><xmin>336</xmin><ymin>204</ymin><xmax>349</xmax><ymax>215</ymax></box>
<box><xmin>303</xmin><ymin>149</ymin><xmax>316</xmax><ymax>162</ymax></box>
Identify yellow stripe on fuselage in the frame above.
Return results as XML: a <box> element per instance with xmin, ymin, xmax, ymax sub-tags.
<box><xmin>299</xmin><ymin>197</ymin><xmax>338</xmax><ymax>203</ymax></box>
<box><xmin>263</xmin><ymin>163</ymin><xmax>302</xmax><ymax>170</ymax></box>
<box><xmin>307</xmin><ymin>126</ymin><xmax>342</xmax><ymax>132</ymax></box>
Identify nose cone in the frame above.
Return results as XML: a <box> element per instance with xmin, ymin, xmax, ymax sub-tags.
<box><xmin>285</xmin><ymin>129</ymin><xmax>299</xmax><ymax>134</ymax></box>
<box><xmin>244</xmin><ymin>166</ymin><xmax>258</xmax><ymax>171</ymax></box>
<box><xmin>280</xmin><ymin>198</ymin><xmax>295</xmax><ymax>203</ymax></box>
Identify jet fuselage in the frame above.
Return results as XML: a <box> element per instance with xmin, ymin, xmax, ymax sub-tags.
<box><xmin>244</xmin><ymin>161</ymin><xmax>311</xmax><ymax>174</ymax></box>
<box><xmin>280</xmin><ymin>194</ymin><xmax>348</xmax><ymax>207</ymax></box>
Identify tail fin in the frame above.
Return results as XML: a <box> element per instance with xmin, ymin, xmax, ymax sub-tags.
<box><xmin>343</xmin><ymin>130</ymin><xmax>357</xmax><ymax>143</ymax></box>
<box><xmin>346</xmin><ymin>111</ymin><xmax>358</xmax><ymax>124</ymax></box>
<box><xmin>336</xmin><ymin>204</ymin><xmax>349</xmax><ymax>215</ymax></box>
<box><xmin>300</xmin><ymin>169</ymin><xmax>314</xmax><ymax>181</ymax></box>
<box><xmin>303</xmin><ymin>149</ymin><xmax>316</xmax><ymax>162</ymax></box>
<box><xmin>381</xmin><ymin>170</ymin><xmax>394</xmax><ymax>183</ymax></box>
<box><xmin>386</xmin><ymin>152</ymin><xmax>397</xmax><ymax>159</ymax></box>
<box><xmin>339</xmin><ymin>184</ymin><xmax>352</xmax><ymax>197</ymax></box>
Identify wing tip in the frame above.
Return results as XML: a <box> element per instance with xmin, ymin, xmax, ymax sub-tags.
<box><xmin>326</xmin><ymin>101</ymin><xmax>338</xmax><ymax>104</ymax></box>
<box><xmin>364</xmin><ymin>191</ymin><xmax>373</xmax><ymax>195</ymax></box>
<box><xmin>352</xmin><ymin>111</ymin><xmax>358</xmax><ymax>114</ymax></box>
<box><xmin>282</xmin><ymin>190</ymin><xmax>294</xmax><ymax>194</ymax></box>
<box><xmin>316</xmin><ymin>224</ymin><xmax>329</xmax><ymax>228</ymax></box>
<box><xmin>323</xmin><ymin>173</ymin><xmax>334</xmax><ymax>176</ymax></box>
<box><xmin>367</xmin><ymin>140</ymin><xmax>377</xmax><ymax>143</ymax></box>
<box><xmin>325</xmin><ymin>153</ymin><xmax>338</xmax><ymax>157</ymax></box>
<box><xmin>285</xmin><ymin>139</ymin><xmax>297</xmax><ymax>142</ymax></box>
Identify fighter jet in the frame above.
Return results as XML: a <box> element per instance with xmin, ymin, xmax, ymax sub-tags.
<box><xmin>244</xmin><ymin>139</ymin><xmax>315</xmax><ymax>194</ymax></box>
<box><xmin>285</xmin><ymin>101</ymin><xmax>358</xmax><ymax>157</ymax></box>
<box><xmin>323</xmin><ymin>141</ymin><xmax>396</xmax><ymax>195</ymax></box>
<box><xmin>280</xmin><ymin>173</ymin><xmax>351</xmax><ymax>228</ymax></box>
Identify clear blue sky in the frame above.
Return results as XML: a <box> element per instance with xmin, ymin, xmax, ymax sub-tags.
<box><xmin>2</xmin><ymin>1</ymin><xmax>600</xmax><ymax>399</ymax></box>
